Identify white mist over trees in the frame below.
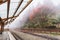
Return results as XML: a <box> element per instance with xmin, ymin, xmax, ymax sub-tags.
<box><xmin>23</xmin><ymin>0</ymin><xmax>60</xmax><ymax>28</ymax></box>
<box><xmin>23</xmin><ymin>3</ymin><xmax>56</xmax><ymax>28</ymax></box>
<box><xmin>4</xmin><ymin>0</ymin><xmax>60</xmax><ymax>29</ymax></box>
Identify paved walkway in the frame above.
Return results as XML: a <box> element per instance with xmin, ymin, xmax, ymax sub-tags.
<box><xmin>3</xmin><ymin>31</ymin><xmax>10</xmax><ymax>40</ymax></box>
<box><xmin>0</xmin><ymin>34</ymin><xmax>3</xmax><ymax>40</ymax></box>
<box><xmin>0</xmin><ymin>31</ymin><xmax>10</xmax><ymax>40</ymax></box>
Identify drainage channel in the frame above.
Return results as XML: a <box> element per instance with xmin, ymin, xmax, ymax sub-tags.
<box><xmin>11</xmin><ymin>32</ymin><xmax>23</xmax><ymax>40</ymax></box>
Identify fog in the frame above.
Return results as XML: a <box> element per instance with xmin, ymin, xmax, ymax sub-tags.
<box><xmin>4</xmin><ymin>0</ymin><xmax>60</xmax><ymax>29</ymax></box>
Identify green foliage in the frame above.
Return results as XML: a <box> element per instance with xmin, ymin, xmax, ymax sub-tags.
<box><xmin>23</xmin><ymin>7</ymin><xmax>56</xmax><ymax>28</ymax></box>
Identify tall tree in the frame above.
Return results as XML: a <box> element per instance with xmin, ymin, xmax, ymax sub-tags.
<box><xmin>23</xmin><ymin>5</ymin><xmax>56</xmax><ymax>28</ymax></box>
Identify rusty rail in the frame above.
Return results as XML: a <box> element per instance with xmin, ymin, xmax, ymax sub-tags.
<box><xmin>20</xmin><ymin>28</ymin><xmax>60</xmax><ymax>33</ymax></box>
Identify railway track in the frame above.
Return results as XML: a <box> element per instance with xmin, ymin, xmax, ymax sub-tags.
<box><xmin>22</xmin><ymin>32</ymin><xmax>59</xmax><ymax>40</ymax></box>
<box><xmin>10</xmin><ymin>30</ymin><xmax>60</xmax><ymax>40</ymax></box>
<box><xmin>11</xmin><ymin>32</ymin><xmax>23</xmax><ymax>40</ymax></box>
<box><xmin>20</xmin><ymin>28</ymin><xmax>60</xmax><ymax>33</ymax></box>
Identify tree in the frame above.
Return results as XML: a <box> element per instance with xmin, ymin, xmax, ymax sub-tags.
<box><xmin>23</xmin><ymin>5</ymin><xmax>56</xmax><ymax>28</ymax></box>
